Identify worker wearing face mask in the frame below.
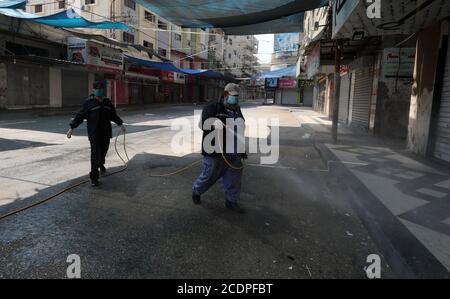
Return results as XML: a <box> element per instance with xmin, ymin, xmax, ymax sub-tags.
<box><xmin>192</xmin><ymin>83</ymin><xmax>248</xmax><ymax>213</ymax></box>
<box><xmin>67</xmin><ymin>80</ymin><xmax>125</xmax><ymax>187</ymax></box>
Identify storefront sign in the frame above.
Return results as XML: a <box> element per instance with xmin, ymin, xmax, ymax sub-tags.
<box><xmin>87</xmin><ymin>42</ymin><xmax>123</xmax><ymax>72</ymax></box>
<box><xmin>68</xmin><ymin>38</ymin><xmax>124</xmax><ymax>73</ymax></box>
<box><xmin>279</xmin><ymin>79</ymin><xmax>298</xmax><ymax>89</ymax></box>
<box><xmin>265</xmin><ymin>78</ymin><xmax>279</xmax><ymax>89</ymax></box>
<box><xmin>161</xmin><ymin>71</ymin><xmax>174</xmax><ymax>82</ymax></box>
<box><xmin>67</xmin><ymin>37</ymin><xmax>87</xmax><ymax>64</ymax></box>
<box><xmin>382</xmin><ymin>48</ymin><xmax>416</xmax><ymax>78</ymax></box>
<box><xmin>340</xmin><ymin>65</ymin><xmax>349</xmax><ymax>75</ymax></box>
<box><xmin>174</xmin><ymin>72</ymin><xmax>186</xmax><ymax>84</ymax></box>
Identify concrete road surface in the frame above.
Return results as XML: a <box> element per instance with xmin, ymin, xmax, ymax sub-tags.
<box><xmin>0</xmin><ymin>103</ymin><xmax>446</xmax><ymax>278</ymax></box>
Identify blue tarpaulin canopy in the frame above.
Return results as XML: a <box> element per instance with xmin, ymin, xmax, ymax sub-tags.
<box><xmin>257</xmin><ymin>66</ymin><xmax>297</xmax><ymax>79</ymax></box>
<box><xmin>134</xmin><ymin>0</ymin><xmax>328</xmax><ymax>34</ymax></box>
<box><xmin>0</xmin><ymin>7</ymin><xmax>129</xmax><ymax>30</ymax></box>
<box><xmin>125</xmin><ymin>54</ymin><xmax>227</xmax><ymax>79</ymax></box>
<box><xmin>0</xmin><ymin>0</ymin><xmax>26</xmax><ymax>9</ymax></box>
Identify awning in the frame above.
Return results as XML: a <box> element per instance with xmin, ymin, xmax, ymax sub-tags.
<box><xmin>0</xmin><ymin>0</ymin><xmax>26</xmax><ymax>9</ymax></box>
<box><xmin>134</xmin><ymin>0</ymin><xmax>328</xmax><ymax>35</ymax></box>
<box><xmin>125</xmin><ymin>55</ymin><xmax>182</xmax><ymax>73</ymax></box>
<box><xmin>125</xmin><ymin>54</ymin><xmax>228</xmax><ymax>79</ymax></box>
<box><xmin>256</xmin><ymin>66</ymin><xmax>297</xmax><ymax>79</ymax></box>
<box><xmin>0</xmin><ymin>8</ymin><xmax>129</xmax><ymax>30</ymax></box>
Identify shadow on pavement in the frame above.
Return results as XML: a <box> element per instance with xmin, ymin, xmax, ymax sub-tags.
<box><xmin>0</xmin><ymin>138</ymin><xmax>56</xmax><ymax>152</ymax></box>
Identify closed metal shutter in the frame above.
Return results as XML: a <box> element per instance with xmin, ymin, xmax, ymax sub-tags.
<box><xmin>281</xmin><ymin>89</ymin><xmax>299</xmax><ymax>105</ymax></box>
<box><xmin>7</xmin><ymin>63</ymin><xmax>50</xmax><ymax>107</ymax></box>
<box><xmin>434</xmin><ymin>36</ymin><xmax>450</xmax><ymax>163</ymax></box>
<box><xmin>350</xmin><ymin>67</ymin><xmax>374</xmax><ymax>131</ymax></box>
<box><xmin>129</xmin><ymin>82</ymin><xmax>142</xmax><ymax>104</ymax></box>
<box><xmin>338</xmin><ymin>73</ymin><xmax>351</xmax><ymax>124</ymax></box>
<box><xmin>316</xmin><ymin>80</ymin><xmax>326</xmax><ymax>113</ymax></box>
<box><xmin>143</xmin><ymin>84</ymin><xmax>156</xmax><ymax>104</ymax></box>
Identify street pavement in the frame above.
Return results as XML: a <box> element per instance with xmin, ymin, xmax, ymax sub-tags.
<box><xmin>0</xmin><ymin>103</ymin><xmax>448</xmax><ymax>278</ymax></box>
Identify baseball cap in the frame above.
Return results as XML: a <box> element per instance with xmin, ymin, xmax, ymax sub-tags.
<box><xmin>224</xmin><ymin>83</ymin><xmax>240</xmax><ymax>96</ymax></box>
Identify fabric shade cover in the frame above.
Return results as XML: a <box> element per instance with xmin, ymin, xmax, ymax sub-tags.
<box><xmin>125</xmin><ymin>55</ymin><xmax>227</xmax><ymax>79</ymax></box>
<box><xmin>0</xmin><ymin>0</ymin><xmax>26</xmax><ymax>9</ymax></box>
<box><xmin>223</xmin><ymin>12</ymin><xmax>305</xmax><ymax>35</ymax></box>
<box><xmin>134</xmin><ymin>0</ymin><xmax>328</xmax><ymax>35</ymax></box>
<box><xmin>256</xmin><ymin>66</ymin><xmax>297</xmax><ymax>79</ymax></box>
<box><xmin>0</xmin><ymin>8</ymin><xmax>129</xmax><ymax>30</ymax></box>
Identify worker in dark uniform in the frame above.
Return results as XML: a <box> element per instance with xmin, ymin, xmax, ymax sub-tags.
<box><xmin>67</xmin><ymin>80</ymin><xmax>125</xmax><ymax>186</ymax></box>
<box><xmin>192</xmin><ymin>83</ymin><xmax>247</xmax><ymax>213</ymax></box>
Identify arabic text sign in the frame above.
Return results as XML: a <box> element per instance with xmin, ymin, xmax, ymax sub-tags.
<box><xmin>382</xmin><ymin>48</ymin><xmax>416</xmax><ymax>78</ymax></box>
<box><xmin>279</xmin><ymin>79</ymin><xmax>297</xmax><ymax>89</ymax></box>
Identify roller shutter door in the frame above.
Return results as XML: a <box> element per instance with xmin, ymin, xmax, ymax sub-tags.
<box><xmin>338</xmin><ymin>73</ymin><xmax>351</xmax><ymax>124</ymax></box>
<box><xmin>316</xmin><ymin>80</ymin><xmax>326</xmax><ymax>113</ymax></box>
<box><xmin>350</xmin><ymin>67</ymin><xmax>374</xmax><ymax>131</ymax></box>
<box><xmin>434</xmin><ymin>35</ymin><xmax>450</xmax><ymax>163</ymax></box>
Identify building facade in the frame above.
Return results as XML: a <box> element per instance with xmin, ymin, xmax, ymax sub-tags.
<box><xmin>20</xmin><ymin>0</ymin><xmax>260</xmax><ymax>106</ymax></box>
<box><xmin>299</xmin><ymin>0</ymin><xmax>450</xmax><ymax>165</ymax></box>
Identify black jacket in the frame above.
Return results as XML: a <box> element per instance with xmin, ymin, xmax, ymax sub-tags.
<box><xmin>70</xmin><ymin>96</ymin><xmax>123</xmax><ymax>141</ymax></box>
<box><xmin>200</xmin><ymin>99</ymin><xmax>245</xmax><ymax>158</ymax></box>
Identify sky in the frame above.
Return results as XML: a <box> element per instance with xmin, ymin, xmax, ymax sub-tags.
<box><xmin>255</xmin><ymin>34</ymin><xmax>274</xmax><ymax>65</ymax></box>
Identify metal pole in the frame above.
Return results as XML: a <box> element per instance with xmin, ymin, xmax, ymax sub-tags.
<box><xmin>114</xmin><ymin>80</ymin><xmax>117</xmax><ymax>108</ymax></box>
<box><xmin>332</xmin><ymin>40</ymin><xmax>343</xmax><ymax>144</ymax></box>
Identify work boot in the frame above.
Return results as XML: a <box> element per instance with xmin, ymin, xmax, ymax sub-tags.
<box><xmin>99</xmin><ymin>165</ymin><xmax>107</xmax><ymax>174</ymax></box>
<box><xmin>192</xmin><ymin>192</ymin><xmax>201</xmax><ymax>205</ymax></box>
<box><xmin>225</xmin><ymin>201</ymin><xmax>245</xmax><ymax>214</ymax></box>
<box><xmin>89</xmin><ymin>172</ymin><xmax>100</xmax><ymax>187</ymax></box>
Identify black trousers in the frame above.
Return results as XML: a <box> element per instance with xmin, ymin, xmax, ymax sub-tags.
<box><xmin>90</xmin><ymin>137</ymin><xmax>110</xmax><ymax>179</ymax></box>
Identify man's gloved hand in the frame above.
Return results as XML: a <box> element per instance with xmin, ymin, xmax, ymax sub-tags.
<box><xmin>67</xmin><ymin>128</ymin><xmax>73</xmax><ymax>139</ymax></box>
<box><xmin>120</xmin><ymin>125</ymin><xmax>126</xmax><ymax>133</ymax></box>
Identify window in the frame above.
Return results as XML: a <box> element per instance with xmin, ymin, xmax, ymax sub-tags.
<box><xmin>174</xmin><ymin>34</ymin><xmax>181</xmax><ymax>41</ymax></box>
<box><xmin>228</xmin><ymin>53</ymin><xmax>231</xmax><ymax>59</ymax></box>
<box><xmin>229</xmin><ymin>39</ymin><xmax>233</xmax><ymax>45</ymax></box>
<box><xmin>85</xmin><ymin>0</ymin><xmax>95</xmax><ymax>4</ymax></box>
<box><xmin>143</xmin><ymin>41</ymin><xmax>153</xmax><ymax>49</ymax></box>
<box><xmin>123</xmin><ymin>32</ymin><xmax>135</xmax><ymax>44</ymax></box>
<box><xmin>158</xmin><ymin>21</ymin><xmax>167</xmax><ymax>30</ymax></box>
<box><xmin>34</xmin><ymin>4</ymin><xmax>43</xmax><ymax>13</ymax></box>
<box><xmin>158</xmin><ymin>48</ymin><xmax>167</xmax><ymax>57</ymax></box>
<box><xmin>58</xmin><ymin>1</ymin><xmax>65</xmax><ymax>9</ymax></box>
<box><xmin>124</xmin><ymin>0</ymin><xmax>136</xmax><ymax>10</ymax></box>
<box><xmin>144</xmin><ymin>11</ymin><xmax>156</xmax><ymax>23</ymax></box>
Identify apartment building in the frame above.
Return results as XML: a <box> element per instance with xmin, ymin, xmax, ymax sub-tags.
<box><xmin>23</xmin><ymin>0</ymin><xmax>260</xmax><ymax>104</ymax></box>
<box><xmin>222</xmin><ymin>35</ymin><xmax>259</xmax><ymax>78</ymax></box>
